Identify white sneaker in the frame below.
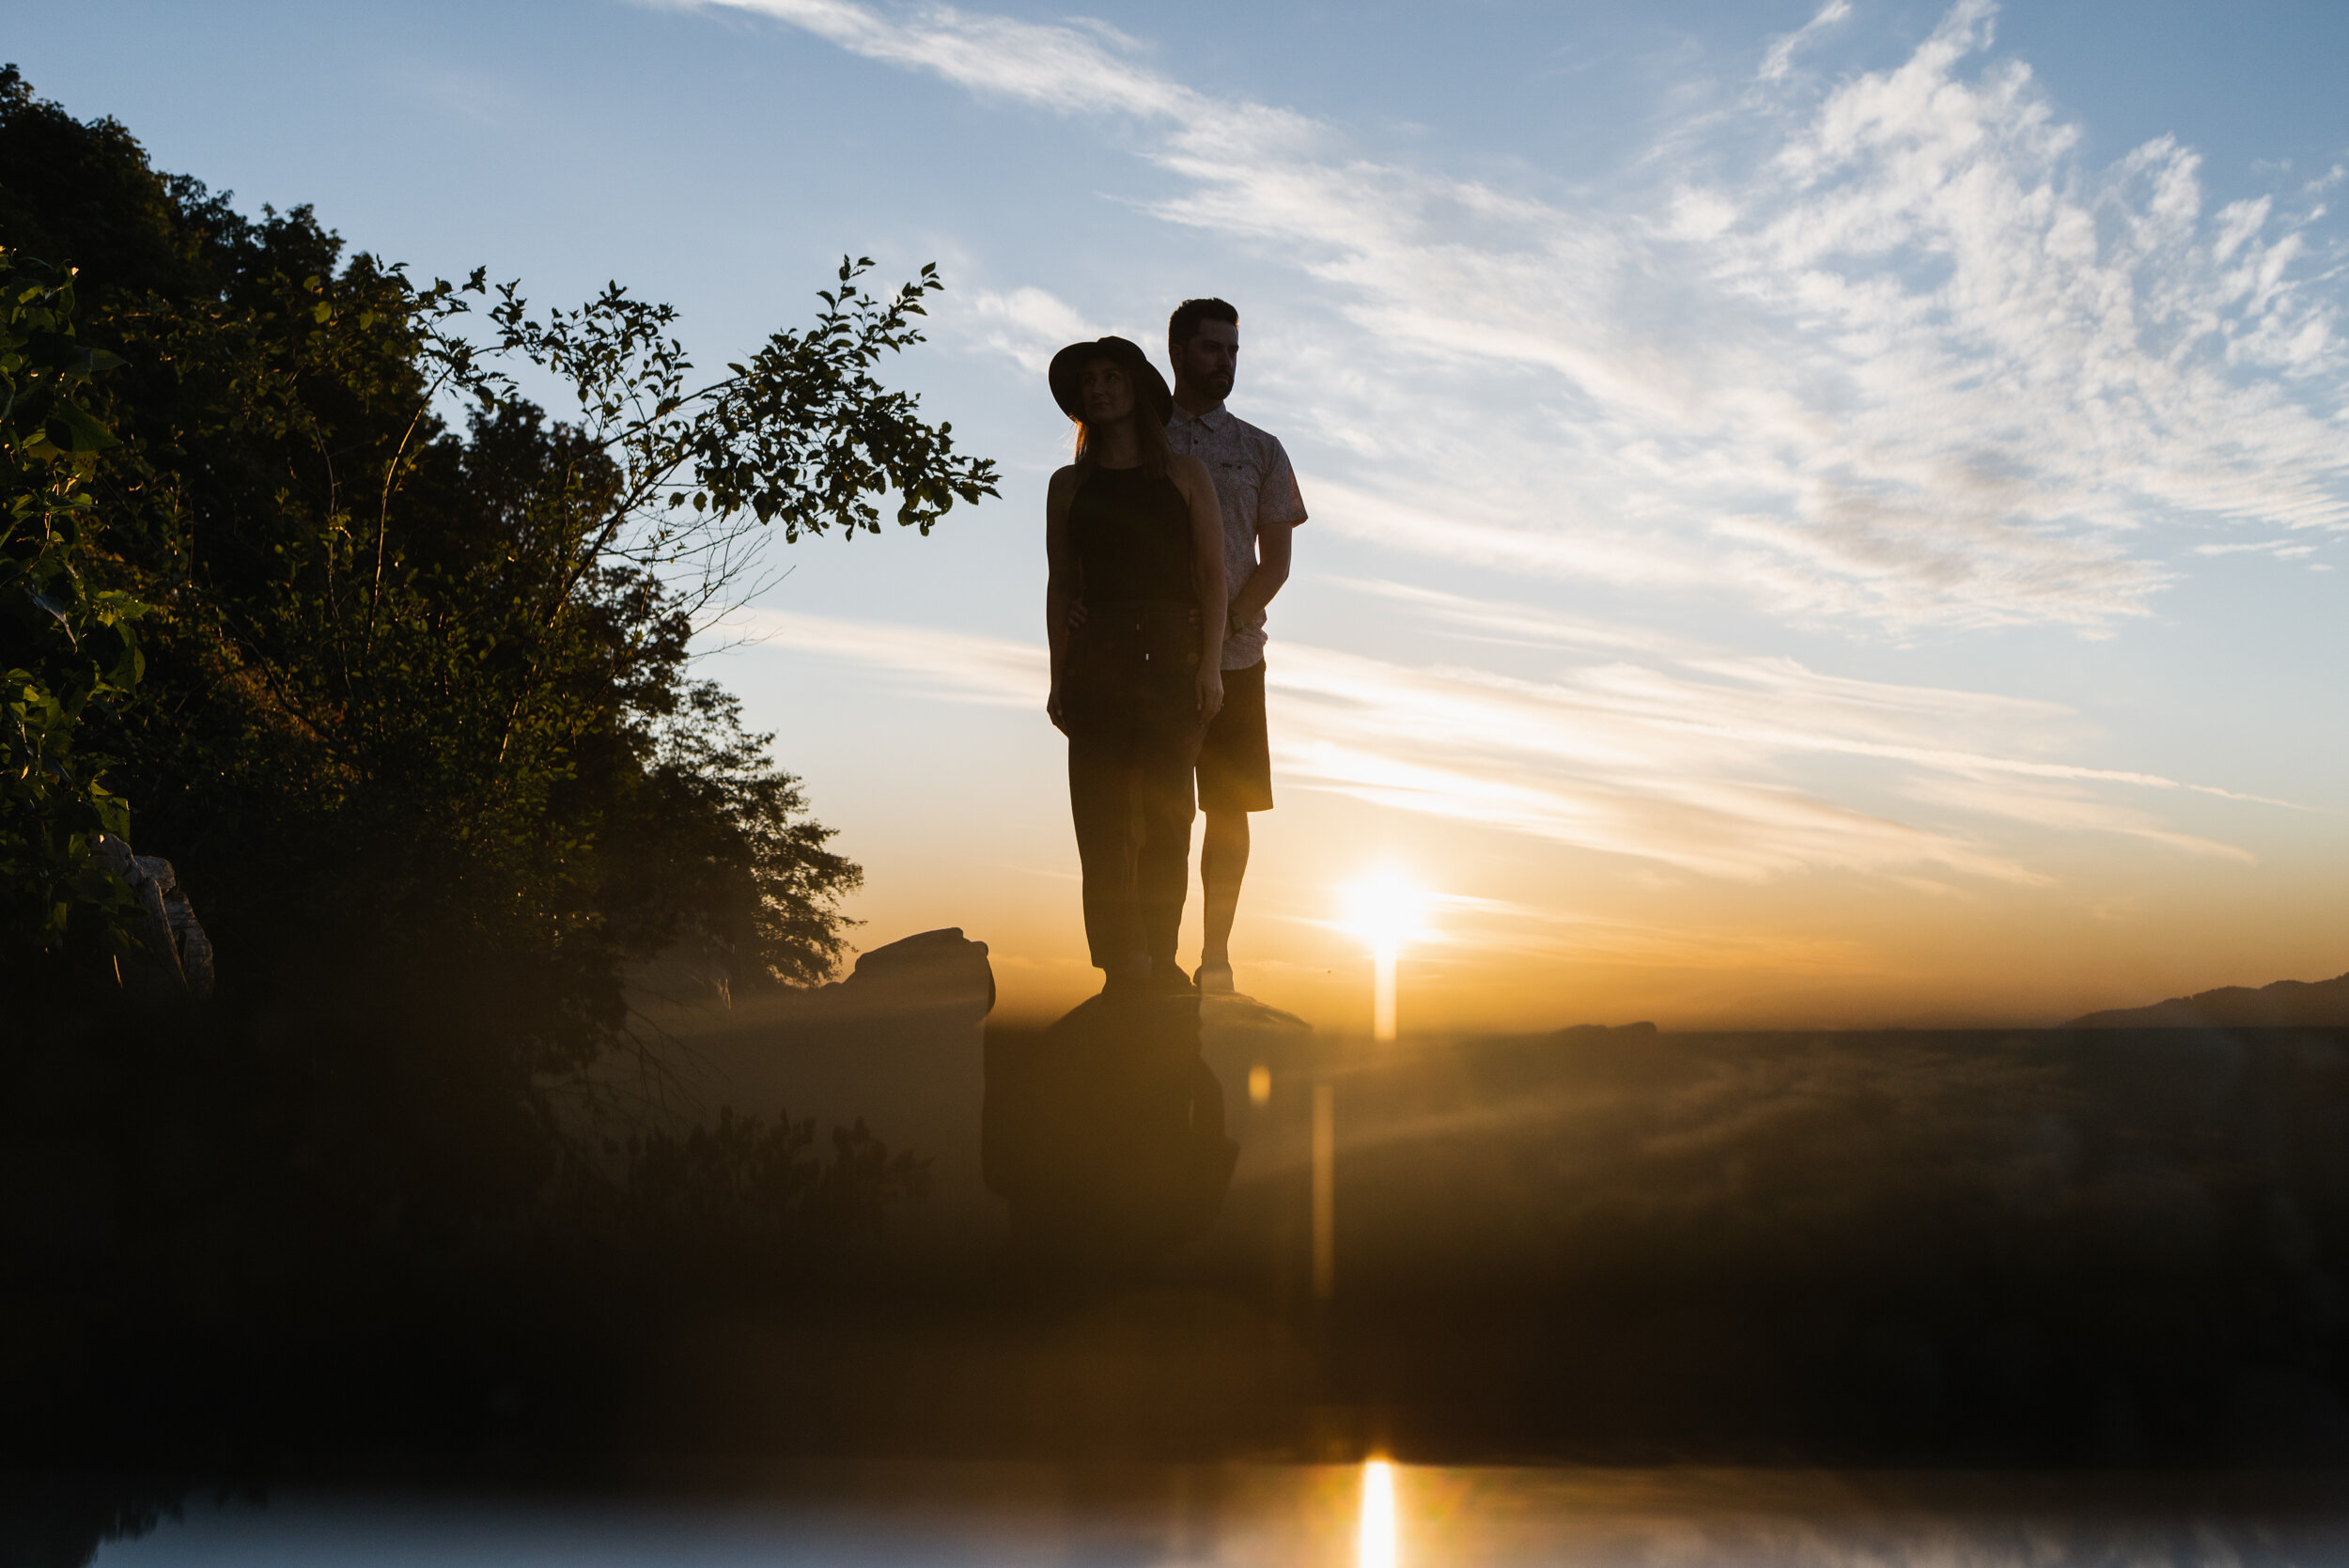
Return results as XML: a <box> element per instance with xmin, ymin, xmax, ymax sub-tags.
<box><xmin>1194</xmin><ymin>959</ymin><xmax>1236</xmax><ymax>994</ymax></box>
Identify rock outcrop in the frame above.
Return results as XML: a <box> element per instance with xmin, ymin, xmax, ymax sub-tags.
<box><xmin>1557</xmin><ymin>1020</ymin><xmax>1659</xmax><ymax>1039</ymax></box>
<box><xmin>1201</xmin><ymin>990</ymin><xmax>1311</xmax><ymax>1042</ymax></box>
<box><xmin>982</xmin><ymin>991</ymin><xmax>1240</xmax><ymax>1263</ymax></box>
<box><xmin>90</xmin><ymin>834</ymin><xmax>213</xmax><ymax>1000</ymax></box>
<box><xmin>2066</xmin><ymin>971</ymin><xmax>2349</xmax><ymax>1029</ymax></box>
<box><xmin>821</xmin><ymin>926</ymin><xmax>995</xmax><ymax>1020</ymax></box>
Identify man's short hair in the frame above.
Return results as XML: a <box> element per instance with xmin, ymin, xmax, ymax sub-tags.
<box><xmin>1169</xmin><ymin>297</ymin><xmax>1238</xmax><ymax>352</ymax></box>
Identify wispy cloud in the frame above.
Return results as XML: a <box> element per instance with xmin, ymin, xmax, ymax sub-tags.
<box><xmin>2191</xmin><ymin>537</ymin><xmax>2336</xmax><ymax>559</ymax></box>
<box><xmin>1898</xmin><ymin>776</ymin><xmax>2252</xmax><ymax>862</ymax></box>
<box><xmin>679</xmin><ymin>0</ymin><xmax>2349</xmax><ymax>633</ymax></box>
<box><xmin>1759</xmin><ymin>0</ymin><xmax>1854</xmax><ymax>85</ymax></box>
<box><xmin>1338</xmin><ymin>580</ymin><xmax>2294</xmax><ymax>806</ymax></box>
<box><xmin>723</xmin><ymin>606</ymin><xmax>1048</xmax><ymax>707</ymax></box>
<box><xmin>719</xmin><ymin>606</ymin><xmax>2272</xmax><ymax>884</ymax></box>
<box><xmin>963</xmin><ymin>286</ymin><xmax>1100</xmax><ymax>374</ymax></box>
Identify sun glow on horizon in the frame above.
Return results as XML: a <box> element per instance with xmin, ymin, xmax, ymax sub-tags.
<box><xmin>1341</xmin><ymin>870</ymin><xmax>1432</xmax><ymax>952</ymax></box>
<box><xmin>1342</xmin><ymin>871</ymin><xmax>1432</xmax><ymax>1041</ymax></box>
<box><xmin>1359</xmin><ymin>1457</ymin><xmax>1399</xmax><ymax>1568</ymax></box>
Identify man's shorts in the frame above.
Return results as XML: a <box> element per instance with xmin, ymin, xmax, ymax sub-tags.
<box><xmin>1197</xmin><ymin>660</ymin><xmax>1273</xmax><ymax>814</ymax></box>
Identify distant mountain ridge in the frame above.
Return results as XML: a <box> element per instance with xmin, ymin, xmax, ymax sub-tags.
<box><xmin>2066</xmin><ymin>971</ymin><xmax>2349</xmax><ymax>1029</ymax></box>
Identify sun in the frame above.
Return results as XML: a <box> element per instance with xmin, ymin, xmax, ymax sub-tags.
<box><xmin>1339</xmin><ymin>870</ymin><xmax>1430</xmax><ymax>1042</ymax></box>
<box><xmin>1358</xmin><ymin>1457</ymin><xmax>1398</xmax><ymax>1568</ymax></box>
<box><xmin>1340</xmin><ymin>870</ymin><xmax>1428</xmax><ymax>954</ymax></box>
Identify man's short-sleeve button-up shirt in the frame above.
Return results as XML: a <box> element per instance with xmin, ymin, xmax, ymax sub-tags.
<box><xmin>1165</xmin><ymin>403</ymin><xmax>1308</xmax><ymax>670</ymax></box>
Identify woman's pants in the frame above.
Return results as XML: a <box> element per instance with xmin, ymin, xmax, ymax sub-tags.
<box><xmin>1061</xmin><ymin>601</ymin><xmax>1206</xmax><ymax>975</ymax></box>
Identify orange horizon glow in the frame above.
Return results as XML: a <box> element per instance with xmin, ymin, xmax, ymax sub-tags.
<box><xmin>718</xmin><ymin>607</ymin><xmax>2349</xmax><ymax>1040</ymax></box>
<box><xmin>836</xmin><ymin>817</ymin><xmax>2349</xmax><ymax>1037</ymax></box>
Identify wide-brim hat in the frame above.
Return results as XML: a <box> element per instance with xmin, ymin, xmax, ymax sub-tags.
<box><xmin>1048</xmin><ymin>334</ymin><xmax>1173</xmax><ymax>425</ymax></box>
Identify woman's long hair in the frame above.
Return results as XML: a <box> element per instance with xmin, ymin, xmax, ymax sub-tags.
<box><xmin>1071</xmin><ymin>363</ymin><xmax>1171</xmax><ymax>480</ymax></box>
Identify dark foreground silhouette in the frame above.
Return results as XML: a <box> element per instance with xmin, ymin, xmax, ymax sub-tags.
<box><xmin>14</xmin><ymin>998</ymin><xmax>2349</xmax><ymax>1558</ymax></box>
<box><xmin>2069</xmin><ymin>969</ymin><xmax>2349</xmax><ymax>1029</ymax></box>
<box><xmin>982</xmin><ymin>991</ymin><xmax>1238</xmax><ymax>1264</ymax></box>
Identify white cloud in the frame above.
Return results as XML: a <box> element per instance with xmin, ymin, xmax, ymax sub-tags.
<box><xmin>1898</xmin><ymin>775</ymin><xmax>2254</xmax><ymax>862</ymax></box>
<box><xmin>682</xmin><ymin>0</ymin><xmax>2349</xmax><ymax>635</ymax></box>
<box><xmin>1336</xmin><ymin>579</ymin><xmax>2291</xmax><ymax>804</ymax></box>
<box><xmin>692</xmin><ymin>0</ymin><xmax>1204</xmax><ymax>119</ymax></box>
<box><xmin>1759</xmin><ymin>0</ymin><xmax>1856</xmax><ymax>85</ymax></box>
<box><xmin>964</xmin><ymin>286</ymin><xmax>1099</xmax><ymax>373</ymax></box>
<box><xmin>1265</xmin><ymin>642</ymin><xmax>2047</xmax><ymax>883</ymax></box>
<box><xmin>2189</xmin><ymin>536</ymin><xmax>2339</xmax><ymax>561</ymax></box>
<box><xmin>721</xmin><ymin>606</ymin><xmax>1047</xmax><ymax>707</ymax></box>
<box><xmin>719</xmin><ymin>606</ymin><xmax>2275</xmax><ymax>884</ymax></box>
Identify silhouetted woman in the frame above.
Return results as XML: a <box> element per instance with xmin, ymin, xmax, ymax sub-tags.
<box><xmin>1046</xmin><ymin>336</ymin><xmax>1228</xmax><ymax>997</ymax></box>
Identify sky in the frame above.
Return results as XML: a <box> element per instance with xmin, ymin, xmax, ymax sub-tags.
<box><xmin>16</xmin><ymin>0</ymin><xmax>2349</xmax><ymax>1030</ymax></box>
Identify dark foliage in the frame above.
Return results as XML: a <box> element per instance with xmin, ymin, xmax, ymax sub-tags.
<box><xmin>0</xmin><ymin>249</ymin><xmax>145</xmax><ymax>967</ymax></box>
<box><xmin>0</xmin><ymin>59</ymin><xmax>1000</xmax><ymax>1032</ymax></box>
<box><xmin>0</xmin><ymin>64</ymin><xmax>972</xmax><ymax>1470</ymax></box>
<box><xmin>592</xmin><ymin>1108</ymin><xmax>934</xmax><ymax>1275</ymax></box>
<box><xmin>0</xmin><ymin>61</ymin><xmax>1001</xmax><ymax>1028</ymax></box>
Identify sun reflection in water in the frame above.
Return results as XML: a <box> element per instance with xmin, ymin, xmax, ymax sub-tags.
<box><xmin>1359</xmin><ymin>1458</ymin><xmax>1398</xmax><ymax>1568</ymax></box>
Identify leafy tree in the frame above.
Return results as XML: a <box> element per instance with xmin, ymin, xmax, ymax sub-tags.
<box><xmin>0</xmin><ymin>64</ymin><xmax>998</xmax><ymax>1475</ymax></box>
<box><xmin>474</xmin><ymin>255</ymin><xmax>994</xmax><ymax>616</ymax></box>
<box><xmin>0</xmin><ymin>249</ymin><xmax>145</xmax><ymax>968</ymax></box>
<box><xmin>0</xmin><ymin>64</ymin><xmax>995</xmax><ymax>1225</ymax></box>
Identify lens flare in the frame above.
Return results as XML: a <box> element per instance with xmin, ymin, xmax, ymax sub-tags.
<box><xmin>1312</xmin><ymin>1081</ymin><xmax>1336</xmax><ymax>1300</ymax></box>
<box><xmin>1358</xmin><ymin>1458</ymin><xmax>1398</xmax><ymax>1568</ymax></box>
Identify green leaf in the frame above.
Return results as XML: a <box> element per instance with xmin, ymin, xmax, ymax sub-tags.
<box><xmin>45</xmin><ymin>399</ymin><xmax>117</xmax><ymax>453</ymax></box>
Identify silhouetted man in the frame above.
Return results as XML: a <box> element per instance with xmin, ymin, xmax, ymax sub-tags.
<box><xmin>1163</xmin><ymin>299</ymin><xmax>1308</xmax><ymax>994</ymax></box>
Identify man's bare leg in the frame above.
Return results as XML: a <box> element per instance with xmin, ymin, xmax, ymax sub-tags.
<box><xmin>1198</xmin><ymin>809</ymin><xmax>1251</xmax><ymax>986</ymax></box>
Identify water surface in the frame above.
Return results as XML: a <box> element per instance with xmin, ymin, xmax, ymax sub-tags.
<box><xmin>89</xmin><ymin>1463</ymin><xmax>2349</xmax><ymax>1566</ymax></box>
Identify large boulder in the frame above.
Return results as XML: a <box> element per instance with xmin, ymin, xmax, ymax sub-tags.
<box><xmin>824</xmin><ymin>926</ymin><xmax>995</xmax><ymax>1020</ymax></box>
<box><xmin>982</xmin><ymin>991</ymin><xmax>1240</xmax><ymax>1263</ymax></box>
<box><xmin>89</xmin><ymin>834</ymin><xmax>212</xmax><ymax>1000</ymax></box>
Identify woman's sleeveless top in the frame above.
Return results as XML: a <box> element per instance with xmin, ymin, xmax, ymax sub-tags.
<box><xmin>1070</xmin><ymin>464</ymin><xmax>1194</xmax><ymax>607</ymax></box>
